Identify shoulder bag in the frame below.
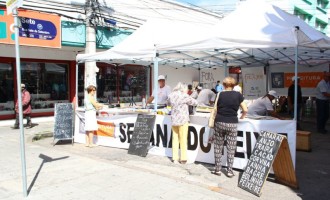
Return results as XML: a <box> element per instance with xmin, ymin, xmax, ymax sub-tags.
<box><xmin>208</xmin><ymin>92</ymin><xmax>220</xmax><ymax>128</ymax></box>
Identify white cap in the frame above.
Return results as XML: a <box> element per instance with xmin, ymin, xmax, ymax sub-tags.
<box><xmin>268</xmin><ymin>90</ymin><xmax>278</xmax><ymax>98</ymax></box>
<box><xmin>21</xmin><ymin>84</ymin><xmax>25</xmax><ymax>88</ymax></box>
<box><xmin>197</xmin><ymin>86</ymin><xmax>202</xmax><ymax>90</ymax></box>
<box><xmin>292</xmin><ymin>76</ymin><xmax>300</xmax><ymax>81</ymax></box>
<box><xmin>158</xmin><ymin>75</ymin><xmax>165</xmax><ymax>80</ymax></box>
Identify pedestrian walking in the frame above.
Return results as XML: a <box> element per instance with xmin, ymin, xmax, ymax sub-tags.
<box><xmin>13</xmin><ymin>84</ymin><xmax>32</xmax><ymax>129</ymax></box>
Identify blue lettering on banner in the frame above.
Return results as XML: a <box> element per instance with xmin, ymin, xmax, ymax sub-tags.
<box><xmin>19</xmin><ymin>17</ymin><xmax>57</xmax><ymax>40</ymax></box>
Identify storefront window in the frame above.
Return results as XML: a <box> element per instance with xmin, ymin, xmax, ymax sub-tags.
<box><xmin>21</xmin><ymin>62</ymin><xmax>69</xmax><ymax>112</ymax></box>
<box><xmin>0</xmin><ymin>63</ymin><xmax>14</xmax><ymax>115</ymax></box>
<box><xmin>78</xmin><ymin>64</ymin><xmax>147</xmax><ymax>106</ymax></box>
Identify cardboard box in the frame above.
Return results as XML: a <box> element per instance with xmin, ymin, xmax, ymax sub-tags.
<box><xmin>296</xmin><ymin>130</ymin><xmax>311</xmax><ymax>152</ymax></box>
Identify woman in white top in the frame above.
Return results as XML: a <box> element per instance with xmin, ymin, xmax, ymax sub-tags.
<box><xmin>84</xmin><ymin>85</ymin><xmax>103</xmax><ymax>147</ymax></box>
<box><xmin>247</xmin><ymin>90</ymin><xmax>283</xmax><ymax>119</ymax></box>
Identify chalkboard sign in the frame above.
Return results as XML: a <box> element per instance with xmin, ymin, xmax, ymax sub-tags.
<box><xmin>128</xmin><ymin>114</ymin><xmax>156</xmax><ymax>157</ymax></box>
<box><xmin>53</xmin><ymin>103</ymin><xmax>74</xmax><ymax>145</ymax></box>
<box><xmin>238</xmin><ymin>130</ymin><xmax>284</xmax><ymax>196</ymax></box>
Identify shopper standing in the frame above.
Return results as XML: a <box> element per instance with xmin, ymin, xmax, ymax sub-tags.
<box><xmin>215</xmin><ymin>80</ymin><xmax>224</xmax><ymax>93</ymax></box>
<box><xmin>13</xmin><ymin>84</ymin><xmax>32</xmax><ymax>129</ymax></box>
<box><xmin>315</xmin><ymin>72</ymin><xmax>330</xmax><ymax>134</ymax></box>
<box><xmin>212</xmin><ymin>77</ymin><xmax>247</xmax><ymax>177</ymax></box>
<box><xmin>167</xmin><ymin>82</ymin><xmax>198</xmax><ymax>164</ymax></box>
<box><xmin>85</xmin><ymin>85</ymin><xmax>104</xmax><ymax>147</ymax></box>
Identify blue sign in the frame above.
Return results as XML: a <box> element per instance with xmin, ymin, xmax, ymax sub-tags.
<box><xmin>19</xmin><ymin>17</ymin><xmax>57</xmax><ymax>40</ymax></box>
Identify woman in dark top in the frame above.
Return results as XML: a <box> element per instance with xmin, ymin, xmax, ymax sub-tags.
<box><xmin>212</xmin><ymin>77</ymin><xmax>248</xmax><ymax>177</ymax></box>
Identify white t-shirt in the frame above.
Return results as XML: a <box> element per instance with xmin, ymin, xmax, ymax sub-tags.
<box><xmin>196</xmin><ymin>89</ymin><xmax>216</xmax><ymax>106</ymax></box>
<box><xmin>247</xmin><ymin>96</ymin><xmax>274</xmax><ymax>116</ymax></box>
<box><xmin>315</xmin><ymin>79</ymin><xmax>330</xmax><ymax>100</ymax></box>
<box><xmin>152</xmin><ymin>85</ymin><xmax>171</xmax><ymax>104</ymax></box>
<box><xmin>233</xmin><ymin>85</ymin><xmax>242</xmax><ymax>93</ymax></box>
<box><xmin>190</xmin><ymin>91</ymin><xmax>199</xmax><ymax>99</ymax></box>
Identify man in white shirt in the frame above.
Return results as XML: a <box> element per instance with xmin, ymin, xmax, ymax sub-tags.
<box><xmin>315</xmin><ymin>72</ymin><xmax>330</xmax><ymax>133</ymax></box>
<box><xmin>190</xmin><ymin>86</ymin><xmax>202</xmax><ymax>99</ymax></box>
<box><xmin>146</xmin><ymin>75</ymin><xmax>171</xmax><ymax>105</ymax></box>
<box><xmin>247</xmin><ymin>90</ymin><xmax>283</xmax><ymax>119</ymax></box>
<box><xmin>196</xmin><ymin>88</ymin><xmax>216</xmax><ymax>106</ymax></box>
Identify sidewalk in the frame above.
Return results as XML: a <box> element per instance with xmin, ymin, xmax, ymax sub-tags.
<box><xmin>0</xmin><ymin>117</ymin><xmax>329</xmax><ymax>200</ymax></box>
<box><xmin>0</xmin><ymin>121</ymin><xmax>235</xmax><ymax>200</ymax></box>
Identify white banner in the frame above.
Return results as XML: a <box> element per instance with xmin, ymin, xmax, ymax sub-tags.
<box><xmin>75</xmin><ymin>111</ymin><xmax>296</xmax><ymax>170</ymax></box>
<box><xmin>242</xmin><ymin>67</ymin><xmax>266</xmax><ymax>99</ymax></box>
<box><xmin>6</xmin><ymin>0</ymin><xmax>23</xmax><ymax>15</ymax></box>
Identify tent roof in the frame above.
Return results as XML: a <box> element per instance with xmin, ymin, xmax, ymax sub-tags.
<box><xmin>76</xmin><ymin>0</ymin><xmax>330</xmax><ymax>69</ymax></box>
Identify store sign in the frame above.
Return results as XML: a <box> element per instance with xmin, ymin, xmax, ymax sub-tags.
<box><xmin>19</xmin><ymin>17</ymin><xmax>57</xmax><ymax>40</ymax></box>
<box><xmin>6</xmin><ymin>0</ymin><xmax>23</xmax><ymax>14</ymax></box>
<box><xmin>284</xmin><ymin>72</ymin><xmax>323</xmax><ymax>88</ymax></box>
<box><xmin>242</xmin><ymin>67</ymin><xmax>266</xmax><ymax>99</ymax></box>
<box><xmin>0</xmin><ymin>9</ymin><xmax>61</xmax><ymax>48</ymax></box>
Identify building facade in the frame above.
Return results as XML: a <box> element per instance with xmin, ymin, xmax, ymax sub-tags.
<box><xmin>267</xmin><ymin>0</ymin><xmax>329</xmax><ymax>35</ymax></box>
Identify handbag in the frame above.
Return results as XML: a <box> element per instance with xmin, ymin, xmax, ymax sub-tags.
<box><xmin>208</xmin><ymin>93</ymin><xmax>220</xmax><ymax>128</ymax></box>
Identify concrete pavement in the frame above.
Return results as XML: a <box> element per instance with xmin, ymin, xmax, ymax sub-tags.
<box><xmin>0</xmin><ymin>116</ymin><xmax>329</xmax><ymax>200</ymax></box>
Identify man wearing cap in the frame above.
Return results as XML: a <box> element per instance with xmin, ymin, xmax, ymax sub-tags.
<box><xmin>247</xmin><ymin>90</ymin><xmax>283</xmax><ymax>119</ymax></box>
<box><xmin>315</xmin><ymin>72</ymin><xmax>330</xmax><ymax>133</ymax></box>
<box><xmin>13</xmin><ymin>84</ymin><xmax>32</xmax><ymax>129</ymax></box>
<box><xmin>190</xmin><ymin>86</ymin><xmax>202</xmax><ymax>99</ymax></box>
<box><xmin>288</xmin><ymin>76</ymin><xmax>302</xmax><ymax>130</ymax></box>
<box><xmin>146</xmin><ymin>75</ymin><xmax>171</xmax><ymax>105</ymax></box>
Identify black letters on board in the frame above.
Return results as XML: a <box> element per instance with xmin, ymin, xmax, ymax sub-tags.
<box><xmin>128</xmin><ymin>114</ymin><xmax>156</xmax><ymax>157</ymax></box>
<box><xmin>238</xmin><ymin>130</ymin><xmax>284</xmax><ymax>197</ymax></box>
<box><xmin>54</xmin><ymin>103</ymin><xmax>74</xmax><ymax>145</ymax></box>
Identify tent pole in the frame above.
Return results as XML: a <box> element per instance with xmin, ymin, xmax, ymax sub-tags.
<box><xmin>294</xmin><ymin>27</ymin><xmax>299</xmax><ymax>122</ymax></box>
<box><xmin>265</xmin><ymin>65</ymin><xmax>269</xmax><ymax>92</ymax></box>
<box><xmin>153</xmin><ymin>56</ymin><xmax>159</xmax><ymax>112</ymax></box>
<box><xmin>294</xmin><ymin>45</ymin><xmax>298</xmax><ymax>121</ymax></box>
<box><xmin>146</xmin><ymin>65</ymin><xmax>150</xmax><ymax>100</ymax></box>
<box><xmin>224</xmin><ymin>61</ymin><xmax>228</xmax><ymax>77</ymax></box>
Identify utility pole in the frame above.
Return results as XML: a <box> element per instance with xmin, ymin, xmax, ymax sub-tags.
<box><xmin>85</xmin><ymin>0</ymin><xmax>97</xmax><ymax>89</ymax></box>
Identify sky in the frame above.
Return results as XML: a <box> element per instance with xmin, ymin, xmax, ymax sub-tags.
<box><xmin>175</xmin><ymin>0</ymin><xmax>240</xmax><ymax>14</ymax></box>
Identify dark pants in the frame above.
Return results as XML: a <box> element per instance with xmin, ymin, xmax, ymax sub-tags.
<box><xmin>289</xmin><ymin>104</ymin><xmax>301</xmax><ymax>129</ymax></box>
<box><xmin>14</xmin><ymin>114</ymin><xmax>32</xmax><ymax>126</ymax></box>
<box><xmin>316</xmin><ymin>99</ymin><xmax>329</xmax><ymax>131</ymax></box>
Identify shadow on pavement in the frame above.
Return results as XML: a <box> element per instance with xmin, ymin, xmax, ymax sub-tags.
<box><xmin>27</xmin><ymin>154</ymin><xmax>69</xmax><ymax>195</ymax></box>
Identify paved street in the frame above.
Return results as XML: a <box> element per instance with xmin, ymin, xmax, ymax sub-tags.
<box><xmin>0</xmin><ymin>116</ymin><xmax>329</xmax><ymax>200</ymax></box>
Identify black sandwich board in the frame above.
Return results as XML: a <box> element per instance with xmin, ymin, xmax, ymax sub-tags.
<box><xmin>238</xmin><ymin>130</ymin><xmax>284</xmax><ymax>196</ymax></box>
<box><xmin>53</xmin><ymin>103</ymin><xmax>74</xmax><ymax>145</ymax></box>
<box><xmin>128</xmin><ymin>114</ymin><xmax>156</xmax><ymax>157</ymax></box>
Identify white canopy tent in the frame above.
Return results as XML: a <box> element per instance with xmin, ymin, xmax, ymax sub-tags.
<box><xmin>77</xmin><ymin>0</ymin><xmax>330</xmax><ymax>119</ymax></box>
